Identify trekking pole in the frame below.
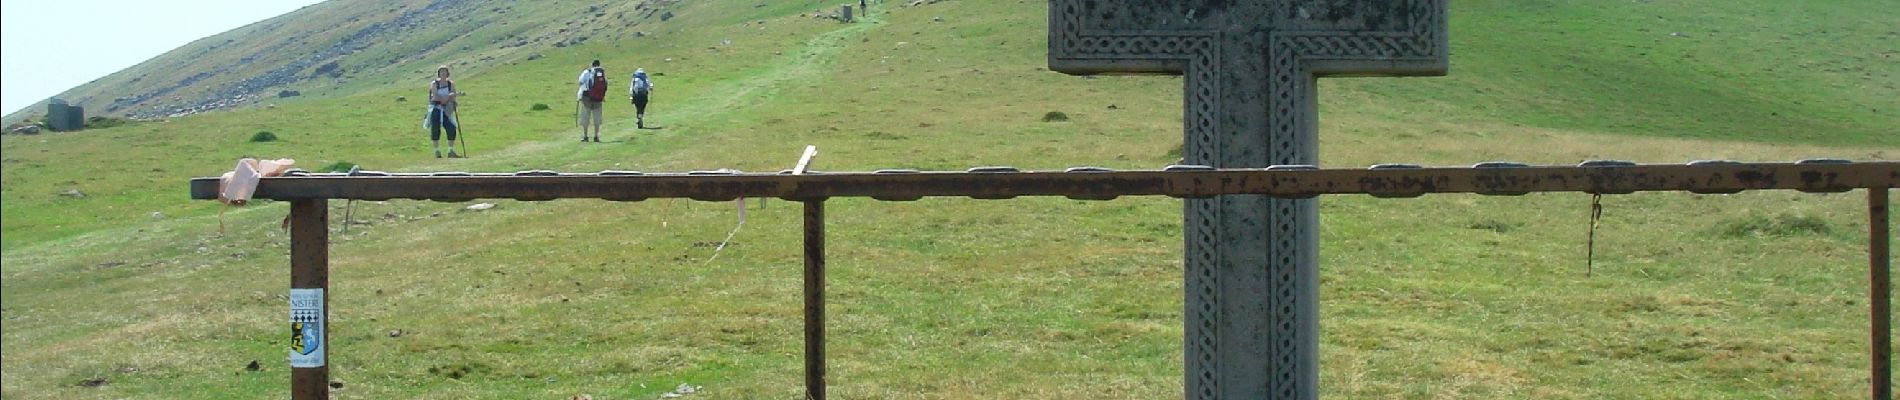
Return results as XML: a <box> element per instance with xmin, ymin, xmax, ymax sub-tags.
<box><xmin>453</xmin><ymin>107</ymin><xmax>469</xmax><ymax>157</ymax></box>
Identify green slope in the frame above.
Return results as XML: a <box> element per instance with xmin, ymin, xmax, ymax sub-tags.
<box><xmin>3</xmin><ymin>0</ymin><xmax>684</xmax><ymax>124</ymax></box>
<box><xmin>3</xmin><ymin>0</ymin><xmax>1895</xmax><ymax>399</ymax></box>
<box><xmin>1350</xmin><ymin>0</ymin><xmax>1900</xmax><ymax>145</ymax></box>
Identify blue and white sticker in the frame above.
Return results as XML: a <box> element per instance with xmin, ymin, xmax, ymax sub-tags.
<box><xmin>288</xmin><ymin>288</ymin><xmax>325</xmax><ymax>368</ymax></box>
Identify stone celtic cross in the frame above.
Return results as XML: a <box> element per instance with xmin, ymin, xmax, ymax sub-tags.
<box><xmin>1048</xmin><ymin>1</ymin><xmax>1448</xmax><ymax>398</ymax></box>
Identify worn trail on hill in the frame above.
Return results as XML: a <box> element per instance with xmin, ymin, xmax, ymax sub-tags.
<box><xmin>479</xmin><ymin>16</ymin><xmax>883</xmax><ymax>163</ymax></box>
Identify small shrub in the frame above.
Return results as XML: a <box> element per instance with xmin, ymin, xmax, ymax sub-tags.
<box><xmin>530</xmin><ymin>103</ymin><xmax>551</xmax><ymax>111</ymax></box>
<box><xmin>249</xmin><ymin>131</ymin><xmax>278</xmax><ymax>142</ymax></box>
<box><xmin>317</xmin><ymin>161</ymin><xmax>357</xmax><ymax>173</ymax></box>
<box><xmin>84</xmin><ymin>116</ymin><xmax>132</xmax><ymax>130</ymax></box>
<box><xmin>1466</xmin><ymin>219</ymin><xmax>1517</xmax><ymax>233</ymax></box>
<box><xmin>1041</xmin><ymin>111</ymin><xmax>1070</xmax><ymax>122</ymax></box>
<box><xmin>1715</xmin><ymin>213</ymin><xmax>1830</xmax><ymax>238</ymax></box>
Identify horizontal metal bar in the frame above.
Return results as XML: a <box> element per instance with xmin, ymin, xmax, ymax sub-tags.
<box><xmin>188</xmin><ymin>161</ymin><xmax>1900</xmax><ymax>202</ymax></box>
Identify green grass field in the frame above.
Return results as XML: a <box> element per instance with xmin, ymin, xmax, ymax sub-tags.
<box><xmin>3</xmin><ymin>0</ymin><xmax>1895</xmax><ymax>398</ymax></box>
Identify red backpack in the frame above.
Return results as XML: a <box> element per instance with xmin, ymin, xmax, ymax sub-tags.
<box><xmin>585</xmin><ymin>69</ymin><xmax>608</xmax><ymax>102</ymax></box>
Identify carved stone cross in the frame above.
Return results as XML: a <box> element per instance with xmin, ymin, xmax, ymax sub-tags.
<box><xmin>1049</xmin><ymin>1</ymin><xmax>1447</xmax><ymax>398</ymax></box>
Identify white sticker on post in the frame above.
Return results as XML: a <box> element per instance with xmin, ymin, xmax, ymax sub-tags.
<box><xmin>288</xmin><ymin>288</ymin><xmax>325</xmax><ymax>368</ymax></box>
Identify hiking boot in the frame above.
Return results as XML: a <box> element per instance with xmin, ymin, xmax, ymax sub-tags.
<box><xmin>581</xmin><ymin>136</ymin><xmax>589</xmax><ymax>142</ymax></box>
<box><xmin>435</xmin><ymin>150</ymin><xmax>443</xmax><ymax>158</ymax></box>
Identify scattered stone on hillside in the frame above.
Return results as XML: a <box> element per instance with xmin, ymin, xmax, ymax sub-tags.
<box><xmin>59</xmin><ymin>189</ymin><xmax>86</xmax><ymax>198</ymax></box>
<box><xmin>388</xmin><ymin>329</ymin><xmax>403</xmax><ymax>338</ymax></box>
<box><xmin>1107</xmin><ymin>104</ymin><xmax>1119</xmax><ymax>110</ymax></box>
<box><xmin>934</xmin><ymin>16</ymin><xmax>944</xmax><ymax>22</ymax></box>
<box><xmin>465</xmin><ymin>203</ymin><xmax>496</xmax><ymax>211</ymax></box>
<box><xmin>151</xmin><ymin>211</ymin><xmax>166</xmax><ymax>219</ymax></box>
<box><xmin>116</xmin><ymin>365</ymin><xmax>139</xmax><ymax>374</ymax></box>
<box><xmin>10</xmin><ymin>124</ymin><xmax>41</xmax><ymax>135</ymax></box>
<box><xmin>77</xmin><ymin>377</ymin><xmax>108</xmax><ymax>388</ymax></box>
<box><xmin>528</xmin><ymin>53</ymin><xmax>544</xmax><ymax>61</ymax></box>
<box><xmin>660</xmin><ymin>11</ymin><xmax>675</xmax><ymax>21</ymax></box>
<box><xmin>277</xmin><ymin>90</ymin><xmax>302</xmax><ymax>98</ymax></box>
<box><xmin>328</xmin><ymin>379</ymin><xmax>344</xmax><ymax>389</ymax></box>
<box><xmin>245</xmin><ymin>360</ymin><xmax>261</xmax><ymax>371</ymax></box>
<box><xmin>570</xmin><ymin>395</ymin><xmax>593</xmax><ymax>400</ymax></box>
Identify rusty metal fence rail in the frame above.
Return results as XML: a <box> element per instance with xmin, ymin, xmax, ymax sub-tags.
<box><xmin>191</xmin><ymin>161</ymin><xmax>1895</xmax><ymax>201</ymax></box>
<box><xmin>187</xmin><ymin>160</ymin><xmax>1897</xmax><ymax>400</ymax></box>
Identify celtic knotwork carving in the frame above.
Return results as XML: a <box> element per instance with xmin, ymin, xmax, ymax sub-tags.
<box><xmin>1048</xmin><ymin>1</ymin><xmax>1446</xmax><ymax>399</ymax></box>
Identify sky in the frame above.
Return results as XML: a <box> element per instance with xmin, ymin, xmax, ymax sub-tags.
<box><xmin>1</xmin><ymin>0</ymin><xmax>326</xmax><ymax>116</ymax></box>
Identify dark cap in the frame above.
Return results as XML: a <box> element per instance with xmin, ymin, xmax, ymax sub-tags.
<box><xmin>592</xmin><ymin>59</ymin><xmax>601</xmax><ymax>67</ymax></box>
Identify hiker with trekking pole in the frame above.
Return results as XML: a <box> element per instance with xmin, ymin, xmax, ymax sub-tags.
<box><xmin>577</xmin><ymin>60</ymin><xmax>608</xmax><ymax>142</ymax></box>
<box><xmin>426</xmin><ymin>65</ymin><xmax>463</xmax><ymax>158</ymax></box>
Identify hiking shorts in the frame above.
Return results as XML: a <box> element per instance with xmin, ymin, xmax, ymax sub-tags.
<box><xmin>579</xmin><ymin>100</ymin><xmax>603</xmax><ymax>127</ymax></box>
<box><xmin>428</xmin><ymin>107</ymin><xmax>458</xmax><ymax>141</ymax></box>
<box><xmin>631</xmin><ymin>93</ymin><xmax>650</xmax><ymax>115</ymax></box>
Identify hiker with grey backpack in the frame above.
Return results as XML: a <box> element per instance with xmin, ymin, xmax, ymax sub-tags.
<box><xmin>629</xmin><ymin>68</ymin><xmax>655</xmax><ymax>129</ymax></box>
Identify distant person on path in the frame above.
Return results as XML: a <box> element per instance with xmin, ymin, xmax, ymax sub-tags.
<box><xmin>576</xmin><ymin>60</ymin><xmax>608</xmax><ymax>142</ymax></box>
<box><xmin>629</xmin><ymin>68</ymin><xmax>655</xmax><ymax>129</ymax></box>
<box><xmin>427</xmin><ymin>65</ymin><xmax>461</xmax><ymax>158</ymax></box>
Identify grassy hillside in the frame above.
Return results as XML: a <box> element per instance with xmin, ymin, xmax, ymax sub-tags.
<box><xmin>3</xmin><ymin>0</ymin><xmax>688</xmax><ymax>124</ymax></box>
<box><xmin>3</xmin><ymin>0</ymin><xmax>1895</xmax><ymax>399</ymax></box>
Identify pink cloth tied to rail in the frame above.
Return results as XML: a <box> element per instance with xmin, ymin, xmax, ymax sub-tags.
<box><xmin>219</xmin><ymin>158</ymin><xmax>295</xmax><ymax>205</ymax></box>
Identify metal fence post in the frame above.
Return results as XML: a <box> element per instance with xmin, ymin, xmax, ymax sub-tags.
<box><xmin>1871</xmin><ymin>188</ymin><xmax>1891</xmax><ymax>400</ymax></box>
<box><xmin>290</xmin><ymin>200</ymin><xmax>330</xmax><ymax>400</ymax></box>
<box><xmin>803</xmin><ymin>200</ymin><xmax>828</xmax><ymax>400</ymax></box>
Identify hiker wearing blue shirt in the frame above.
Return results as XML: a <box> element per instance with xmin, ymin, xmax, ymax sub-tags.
<box><xmin>629</xmin><ymin>68</ymin><xmax>655</xmax><ymax>129</ymax></box>
<box><xmin>427</xmin><ymin>66</ymin><xmax>461</xmax><ymax>158</ymax></box>
<box><xmin>577</xmin><ymin>60</ymin><xmax>608</xmax><ymax>142</ymax></box>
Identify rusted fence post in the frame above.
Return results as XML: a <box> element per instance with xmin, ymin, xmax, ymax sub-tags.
<box><xmin>803</xmin><ymin>200</ymin><xmax>828</xmax><ymax>400</ymax></box>
<box><xmin>289</xmin><ymin>200</ymin><xmax>330</xmax><ymax>400</ymax></box>
<box><xmin>1872</xmin><ymin>188</ymin><xmax>1891</xmax><ymax>400</ymax></box>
